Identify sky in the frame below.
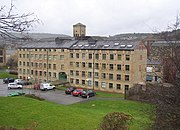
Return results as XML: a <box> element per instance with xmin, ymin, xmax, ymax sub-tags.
<box><xmin>1</xmin><ymin>0</ymin><xmax>180</xmax><ymax>36</ymax></box>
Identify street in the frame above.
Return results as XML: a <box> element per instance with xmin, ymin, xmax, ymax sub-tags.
<box><xmin>0</xmin><ymin>79</ymin><xmax>87</xmax><ymax>105</ymax></box>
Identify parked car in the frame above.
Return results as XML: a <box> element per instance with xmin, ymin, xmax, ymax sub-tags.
<box><xmin>72</xmin><ymin>88</ymin><xmax>84</xmax><ymax>96</ymax></box>
<box><xmin>14</xmin><ymin>79</ymin><xmax>24</xmax><ymax>84</ymax></box>
<box><xmin>65</xmin><ymin>87</ymin><xmax>76</xmax><ymax>94</ymax></box>
<box><xmin>40</xmin><ymin>83</ymin><xmax>55</xmax><ymax>90</ymax></box>
<box><xmin>7</xmin><ymin>83</ymin><xmax>23</xmax><ymax>89</ymax></box>
<box><xmin>3</xmin><ymin>78</ymin><xmax>15</xmax><ymax>84</ymax></box>
<box><xmin>81</xmin><ymin>90</ymin><xmax>96</xmax><ymax>98</ymax></box>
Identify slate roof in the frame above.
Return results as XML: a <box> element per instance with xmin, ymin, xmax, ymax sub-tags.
<box><xmin>19</xmin><ymin>37</ymin><xmax>141</xmax><ymax>50</ymax></box>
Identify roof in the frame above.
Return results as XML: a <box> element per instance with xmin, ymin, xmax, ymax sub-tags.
<box><xmin>73</xmin><ymin>23</ymin><xmax>86</xmax><ymax>27</ymax></box>
<box><xmin>18</xmin><ymin>37</ymin><xmax>141</xmax><ymax>51</ymax></box>
<box><xmin>152</xmin><ymin>40</ymin><xmax>180</xmax><ymax>47</ymax></box>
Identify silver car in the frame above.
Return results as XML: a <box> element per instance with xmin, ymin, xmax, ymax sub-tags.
<box><xmin>8</xmin><ymin>83</ymin><xmax>23</xmax><ymax>89</ymax></box>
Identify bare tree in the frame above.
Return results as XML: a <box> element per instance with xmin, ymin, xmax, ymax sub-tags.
<box><xmin>0</xmin><ymin>0</ymin><xmax>40</xmax><ymax>39</ymax></box>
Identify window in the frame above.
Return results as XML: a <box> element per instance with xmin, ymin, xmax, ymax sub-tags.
<box><xmin>95</xmin><ymin>54</ymin><xmax>99</xmax><ymax>60</ymax></box>
<box><xmin>70</xmin><ymin>62</ymin><xmax>73</xmax><ymax>66</ymax></box>
<box><xmin>19</xmin><ymin>61</ymin><xmax>22</xmax><ymax>66</ymax></box>
<box><xmin>82</xmin><ymin>71</ymin><xmax>85</xmax><ymax>77</ymax></box>
<box><xmin>39</xmin><ymin>63</ymin><xmax>42</xmax><ymax>68</ymax></box>
<box><xmin>31</xmin><ymin>62</ymin><xmax>33</xmax><ymax>67</ymax></box>
<box><xmin>35</xmin><ymin>70</ymin><xmax>38</xmax><ymax>76</ymax></box>
<box><xmin>89</xmin><ymin>53</ymin><xmax>92</xmax><ymax>59</ymax></box>
<box><xmin>101</xmin><ymin>82</ymin><xmax>106</xmax><ymax>88</ymax></box>
<box><xmin>35</xmin><ymin>63</ymin><xmax>38</xmax><ymax>68</ymax></box>
<box><xmin>61</xmin><ymin>64</ymin><xmax>64</xmax><ymax>70</ymax></box>
<box><xmin>0</xmin><ymin>50</ymin><xmax>3</xmax><ymax>55</ymax></box>
<box><xmin>82</xmin><ymin>80</ymin><xmax>85</xmax><ymax>86</ymax></box>
<box><xmin>31</xmin><ymin>70</ymin><xmax>33</xmax><ymax>75</ymax></box>
<box><xmin>70</xmin><ymin>70</ymin><xmax>73</xmax><ymax>76</ymax></box>
<box><xmin>110</xmin><ymin>54</ymin><xmax>114</xmax><ymax>60</ymax></box>
<box><xmin>126</xmin><ymin>54</ymin><xmax>130</xmax><ymax>61</ymax></box>
<box><xmin>19</xmin><ymin>54</ymin><xmax>22</xmax><ymax>58</ymax></box>
<box><xmin>23</xmin><ymin>54</ymin><xmax>25</xmax><ymax>58</ymax></box>
<box><xmin>76</xmin><ymin>71</ymin><xmax>79</xmax><ymax>76</ymax></box>
<box><xmin>95</xmin><ymin>63</ymin><xmax>99</xmax><ymax>69</ymax></box>
<box><xmin>39</xmin><ymin>54</ymin><xmax>42</xmax><ymax>59</ymax></box>
<box><xmin>39</xmin><ymin>71</ymin><xmax>42</xmax><ymax>76</ymax></box>
<box><xmin>76</xmin><ymin>53</ymin><xmax>79</xmax><ymax>58</ymax></box>
<box><xmin>44</xmin><ymin>71</ymin><xmax>46</xmax><ymax>77</ymax></box>
<box><xmin>88</xmin><ymin>80</ymin><xmax>92</xmax><ymax>86</ymax></box>
<box><xmin>95</xmin><ymin>72</ymin><xmax>99</xmax><ymax>78</ymax></box>
<box><xmin>76</xmin><ymin>79</ymin><xmax>79</xmax><ymax>84</ymax></box>
<box><xmin>60</xmin><ymin>55</ymin><xmax>64</xmax><ymax>60</ymax></box>
<box><xmin>48</xmin><ymin>64</ymin><xmax>51</xmax><ymax>69</ymax></box>
<box><xmin>49</xmin><ymin>72</ymin><xmax>51</xmax><ymax>77</ymax></box>
<box><xmin>109</xmin><ymin>74</ymin><xmax>113</xmax><ymax>80</ymax></box>
<box><xmin>102</xmin><ymin>63</ymin><xmax>106</xmax><ymax>70</ymax></box>
<box><xmin>23</xmin><ymin>62</ymin><xmax>25</xmax><ymax>66</ymax></box>
<box><xmin>125</xmin><ymin>65</ymin><xmax>130</xmax><ymax>71</ymax></box>
<box><xmin>102</xmin><ymin>54</ymin><xmax>106</xmax><ymax>60</ymax></box>
<box><xmin>70</xmin><ymin>78</ymin><xmax>73</xmax><ymax>83</ymax></box>
<box><xmin>117</xmin><ymin>64</ymin><xmax>121</xmax><ymax>70</ymax></box>
<box><xmin>116</xmin><ymin>84</ymin><xmax>121</xmax><ymax>89</ymax></box>
<box><xmin>88</xmin><ymin>72</ymin><xmax>92</xmax><ymax>78</ymax></box>
<box><xmin>82</xmin><ymin>62</ymin><xmax>85</xmax><ymax>67</ymax></box>
<box><xmin>88</xmin><ymin>63</ymin><xmax>92</xmax><ymax>68</ymax></box>
<box><xmin>82</xmin><ymin>53</ymin><xmax>85</xmax><ymax>59</ymax></box>
<box><xmin>27</xmin><ymin>62</ymin><xmax>29</xmax><ymax>66</ymax></box>
<box><xmin>44</xmin><ymin>55</ymin><xmax>47</xmax><ymax>59</ymax></box>
<box><xmin>117</xmin><ymin>74</ymin><xmax>121</xmax><ymax>80</ymax></box>
<box><xmin>125</xmin><ymin>75</ymin><xmax>130</xmax><ymax>81</ymax></box>
<box><xmin>27</xmin><ymin>54</ymin><xmax>29</xmax><ymax>58</ymax></box>
<box><xmin>109</xmin><ymin>64</ymin><xmax>114</xmax><ymax>70</ymax></box>
<box><xmin>102</xmin><ymin>73</ymin><xmax>106</xmax><ymax>79</ymax></box>
<box><xmin>53</xmin><ymin>64</ymin><xmax>56</xmax><ymax>70</ymax></box>
<box><xmin>44</xmin><ymin>63</ymin><xmax>46</xmax><ymax>68</ymax></box>
<box><xmin>118</xmin><ymin>54</ymin><xmax>122</xmax><ymax>60</ymax></box>
<box><xmin>95</xmin><ymin>81</ymin><xmax>99</xmax><ymax>88</ymax></box>
<box><xmin>53</xmin><ymin>55</ymin><xmax>57</xmax><ymax>60</ymax></box>
<box><xmin>48</xmin><ymin>55</ymin><xmax>51</xmax><ymax>60</ymax></box>
<box><xmin>53</xmin><ymin>72</ymin><xmax>56</xmax><ymax>78</ymax></box>
<box><xmin>109</xmin><ymin>83</ymin><xmax>113</xmax><ymax>89</ymax></box>
<box><xmin>70</xmin><ymin>53</ymin><xmax>73</xmax><ymax>58</ymax></box>
<box><xmin>35</xmin><ymin>54</ymin><xmax>38</xmax><ymax>59</ymax></box>
<box><xmin>76</xmin><ymin>62</ymin><xmax>79</xmax><ymax>67</ymax></box>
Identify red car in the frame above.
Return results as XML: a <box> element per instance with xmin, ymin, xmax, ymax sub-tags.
<box><xmin>72</xmin><ymin>88</ymin><xmax>83</xmax><ymax>96</ymax></box>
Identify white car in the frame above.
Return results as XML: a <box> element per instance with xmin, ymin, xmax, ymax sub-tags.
<box><xmin>8</xmin><ymin>83</ymin><xmax>23</xmax><ymax>89</ymax></box>
<box><xmin>40</xmin><ymin>83</ymin><xmax>55</xmax><ymax>90</ymax></box>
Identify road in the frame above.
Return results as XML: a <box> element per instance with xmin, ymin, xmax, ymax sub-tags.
<box><xmin>0</xmin><ymin>79</ymin><xmax>87</xmax><ymax>105</ymax></box>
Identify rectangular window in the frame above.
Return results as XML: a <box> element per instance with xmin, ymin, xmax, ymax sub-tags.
<box><xmin>39</xmin><ymin>63</ymin><xmax>42</xmax><ymax>68</ymax></box>
<box><xmin>82</xmin><ymin>71</ymin><xmax>85</xmax><ymax>77</ymax></box>
<box><xmin>70</xmin><ymin>53</ymin><xmax>73</xmax><ymax>58</ymax></box>
<box><xmin>95</xmin><ymin>72</ymin><xmax>99</xmax><ymax>79</ymax></box>
<box><xmin>82</xmin><ymin>80</ymin><xmax>85</xmax><ymax>86</ymax></box>
<box><xmin>101</xmin><ymin>82</ymin><xmax>106</xmax><ymax>88</ymax></box>
<box><xmin>117</xmin><ymin>64</ymin><xmax>121</xmax><ymax>70</ymax></box>
<box><xmin>49</xmin><ymin>72</ymin><xmax>51</xmax><ymax>77</ymax></box>
<box><xmin>60</xmin><ymin>55</ymin><xmax>64</xmax><ymax>60</ymax></box>
<box><xmin>44</xmin><ymin>71</ymin><xmax>46</xmax><ymax>77</ymax></box>
<box><xmin>82</xmin><ymin>62</ymin><xmax>85</xmax><ymax>68</ymax></box>
<box><xmin>76</xmin><ymin>71</ymin><xmax>79</xmax><ymax>76</ymax></box>
<box><xmin>95</xmin><ymin>54</ymin><xmax>99</xmax><ymax>60</ymax></box>
<box><xmin>117</xmin><ymin>74</ymin><xmax>121</xmax><ymax>80</ymax></box>
<box><xmin>109</xmin><ymin>74</ymin><xmax>113</xmax><ymax>80</ymax></box>
<box><xmin>88</xmin><ymin>80</ymin><xmax>92</xmax><ymax>86</ymax></box>
<box><xmin>102</xmin><ymin>63</ymin><xmax>106</xmax><ymax>70</ymax></box>
<box><xmin>125</xmin><ymin>65</ymin><xmax>130</xmax><ymax>71</ymax></box>
<box><xmin>44</xmin><ymin>63</ymin><xmax>46</xmax><ymax>68</ymax></box>
<box><xmin>70</xmin><ymin>62</ymin><xmax>73</xmax><ymax>66</ymax></box>
<box><xmin>82</xmin><ymin>53</ymin><xmax>85</xmax><ymax>59</ymax></box>
<box><xmin>39</xmin><ymin>71</ymin><xmax>42</xmax><ymax>76</ymax></box>
<box><xmin>95</xmin><ymin>81</ymin><xmax>99</xmax><ymax>88</ymax></box>
<box><xmin>89</xmin><ymin>53</ymin><xmax>92</xmax><ymax>59</ymax></box>
<box><xmin>126</xmin><ymin>54</ymin><xmax>130</xmax><ymax>61</ymax></box>
<box><xmin>76</xmin><ymin>62</ymin><xmax>79</xmax><ymax>67</ymax></box>
<box><xmin>76</xmin><ymin>79</ymin><xmax>79</xmax><ymax>84</ymax></box>
<box><xmin>125</xmin><ymin>75</ymin><xmax>130</xmax><ymax>81</ymax></box>
<box><xmin>48</xmin><ymin>55</ymin><xmax>51</xmax><ymax>60</ymax></box>
<box><xmin>23</xmin><ymin>54</ymin><xmax>25</xmax><ymax>58</ymax></box>
<box><xmin>109</xmin><ymin>83</ymin><xmax>113</xmax><ymax>89</ymax></box>
<box><xmin>53</xmin><ymin>72</ymin><xmax>56</xmax><ymax>78</ymax></box>
<box><xmin>116</xmin><ymin>84</ymin><xmax>121</xmax><ymax>89</ymax></box>
<box><xmin>109</xmin><ymin>64</ymin><xmax>114</xmax><ymax>70</ymax></box>
<box><xmin>31</xmin><ymin>62</ymin><xmax>33</xmax><ymax>67</ymax></box>
<box><xmin>95</xmin><ymin>63</ymin><xmax>99</xmax><ymax>69</ymax></box>
<box><xmin>70</xmin><ymin>78</ymin><xmax>73</xmax><ymax>83</ymax></box>
<box><xmin>35</xmin><ymin>54</ymin><xmax>38</xmax><ymax>59</ymax></box>
<box><xmin>70</xmin><ymin>70</ymin><xmax>73</xmax><ymax>76</ymax></box>
<box><xmin>88</xmin><ymin>63</ymin><xmax>92</xmax><ymax>68</ymax></box>
<box><xmin>76</xmin><ymin>53</ymin><xmax>79</xmax><ymax>58</ymax></box>
<box><xmin>39</xmin><ymin>54</ymin><xmax>42</xmax><ymax>59</ymax></box>
<box><xmin>88</xmin><ymin>72</ymin><xmax>92</xmax><ymax>78</ymax></box>
<box><xmin>110</xmin><ymin>54</ymin><xmax>114</xmax><ymax>60</ymax></box>
<box><xmin>61</xmin><ymin>64</ymin><xmax>64</xmax><ymax>70</ymax></box>
<box><xmin>102</xmin><ymin>73</ymin><xmax>106</xmax><ymax>79</ymax></box>
<box><xmin>53</xmin><ymin>55</ymin><xmax>57</xmax><ymax>60</ymax></box>
<box><xmin>27</xmin><ymin>62</ymin><xmax>29</xmax><ymax>67</ymax></box>
<box><xmin>48</xmin><ymin>64</ymin><xmax>51</xmax><ymax>69</ymax></box>
<box><xmin>102</xmin><ymin>54</ymin><xmax>106</xmax><ymax>60</ymax></box>
<box><xmin>118</xmin><ymin>54</ymin><xmax>122</xmax><ymax>60</ymax></box>
<box><xmin>44</xmin><ymin>55</ymin><xmax>47</xmax><ymax>59</ymax></box>
<box><xmin>53</xmin><ymin>64</ymin><xmax>56</xmax><ymax>70</ymax></box>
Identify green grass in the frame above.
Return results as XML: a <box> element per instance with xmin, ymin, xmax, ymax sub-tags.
<box><xmin>0</xmin><ymin>96</ymin><xmax>155</xmax><ymax>130</ymax></box>
<box><xmin>0</xmin><ymin>69</ymin><xmax>18</xmax><ymax>79</ymax></box>
<box><xmin>95</xmin><ymin>91</ymin><xmax>124</xmax><ymax>98</ymax></box>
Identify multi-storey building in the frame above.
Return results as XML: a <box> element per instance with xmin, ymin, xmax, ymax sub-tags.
<box><xmin>0</xmin><ymin>45</ymin><xmax>6</xmax><ymax>67</ymax></box>
<box><xmin>18</xmin><ymin>37</ymin><xmax>147</xmax><ymax>93</ymax></box>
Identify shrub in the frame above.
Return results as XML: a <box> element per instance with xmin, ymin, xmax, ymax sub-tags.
<box><xmin>100</xmin><ymin>112</ymin><xmax>133</xmax><ymax>130</ymax></box>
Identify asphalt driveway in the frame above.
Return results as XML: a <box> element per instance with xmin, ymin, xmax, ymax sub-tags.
<box><xmin>0</xmin><ymin>79</ymin><xmax>87</xmax><ymax>105</ymax></box>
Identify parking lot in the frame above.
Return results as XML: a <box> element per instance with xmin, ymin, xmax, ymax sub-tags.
<box><xmin>0</xmin><ymin>79</ymin><xmax>87</xmax><ymax>105</ymax></box>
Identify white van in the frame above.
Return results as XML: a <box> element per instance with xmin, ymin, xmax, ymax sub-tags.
<box><xmin>40</xmin><ymin>83</ymin><xmax>55</xmax><ymax>90</ymax></box>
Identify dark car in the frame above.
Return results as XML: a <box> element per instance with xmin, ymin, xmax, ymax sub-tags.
<box><xmin>65</xmin><ymin>87</ymin><xmax>76</xmax><ymax>94</ymax></box>
<box><xmin>3</xmin><ymin>78</ymin><xmax>15</xmax><ymax>84</ymax></box>
<box><xmin>81</xmin><ymin>90</ymin><xmax>96</xmax><ymax>98</ymax></box>
<box><xmin>72</xmin><ymin>88</ymin><xmax>84</xmax><ymax>96</ymax></box>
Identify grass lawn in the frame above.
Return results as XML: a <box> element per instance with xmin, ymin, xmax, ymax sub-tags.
<box><xmin>0</xmin><ymin>96</ymin><xmax>155</xmax><ymax>130</ymax></box>
<box><xmin>0</xmin><ymin>69</ymin><xmax>18</xmax><ymax>79</ymax></box>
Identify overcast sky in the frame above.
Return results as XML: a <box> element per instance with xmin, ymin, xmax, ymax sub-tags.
<box><xmin>1</xmin><ymin>0</ymin><xmax>180</xmax><ymax>36</ymax></box>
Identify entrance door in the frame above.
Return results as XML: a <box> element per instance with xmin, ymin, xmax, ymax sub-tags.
<box><xmin>59</xmin><ymin>72</ymin><xmax>67</xmax><ymax>82</ymax></box>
